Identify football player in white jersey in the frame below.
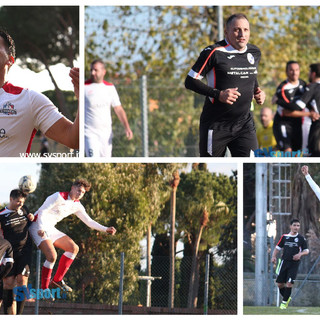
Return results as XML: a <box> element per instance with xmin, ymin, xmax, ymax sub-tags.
<box><xmin>29</xmin><ymin>178</ymin><xmax>116</xmax><ymax>296</ymax></box>
<box><xmin>85</xmin><ymin>59</ymin><xmax>133</xmax><ymax>157</ymax></box>
<box><xmin>0</xmin><ymin>29</ymin><xmax>79</xmax><ymax>157</ymax></box>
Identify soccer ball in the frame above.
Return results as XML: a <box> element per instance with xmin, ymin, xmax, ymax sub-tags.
<box><xmin>18</xmin><ymin>175</ymin><xmax>37</xmax><ymax>194</ymax></box>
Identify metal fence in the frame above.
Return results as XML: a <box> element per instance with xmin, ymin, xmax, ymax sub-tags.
<box><xmin>25</xmin><ymin>250</ymin><xmax>236</xmax><ymax>314</ymax></box>
<box><xmin>110</xmin><ymin>77</ymin><xmax>202</xmax><ymax>157</ymax></box>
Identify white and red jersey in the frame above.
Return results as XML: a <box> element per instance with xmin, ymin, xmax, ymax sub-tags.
<box><xmin>0</xmin><ymin>82</ymin><xmax>63</xmax><ymax>157</ymax></box>
<box><xmin>34</xmin><ymin>191</ymin><xmax>107</xmax><ymax>233</ymax></box>
<box><xmin>84</xmin><ymin>79</ymin><xmax>121</xmax><ymax>139</ymax></box>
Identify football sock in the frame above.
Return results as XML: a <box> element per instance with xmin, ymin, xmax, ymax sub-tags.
<box><xmin>53</xmin><ymin>252</ymin><xmax>76</xmax><ymax>282</ymax></box>
<box><xmin>279</xmin><ymin>287</ymin><xmax>286</xmax><ymax>297</ymax></box>
<box><xmin>16</xmin><ymin>299</ymin><xmax>26</xmax><ymax>315</ymax></box>
<box><xmin>3</xmin><ymin>289</ymin><xmax>14</xmax><ymax>314</ymax></box>
<box><xmin>41</xmin><ymin>260</ymin><xmax>55</xmax><ymax>289</ymax></box>
<box><xmin>283</xmin><ymin>287</ymin><xmax>292</xmax><ymax>301</ymax></box>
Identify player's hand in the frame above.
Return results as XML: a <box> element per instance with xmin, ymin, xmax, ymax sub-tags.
<box><xmin>126</xmin><ymin>128</ymin><xmax>133</xmax><ymax>140</ymax></box>
<box><xmin>38</xmin><ymin>230</ymin><xmax>45</xmax><ymax>238</ymax></box>
<box><xmin>69</xmin><ymin>67</ymin><xmax>79</xmax><ymax>100</ymax></box>
<box><xmin>106</xmin><ymin>227</ymin><xmax>116</xmax><ymax>235</ymax></box>
<box><xmin>254</xmin><ymin>87</ymin><xmax>265</xmax><ymax>105</ymax></box>
<box><xmin>27</xmin><ymin>213</ymin><xmax>34</xmax><ymax>221</ymax></box>
<box><xmin>219</xmin><ymin>88</ymin><xmax>241</xmax><ymax>105</ymax></box>
<box><xmin>301</xmin><ymin>165</ymin><xmax>309</xmax><ymax>176</ymax></box>
<box><xmin>310</xmin><ymin>111</ymin><xmax>320</xmax><ymax>121</ymax></box>
<box><xmin>271</xmin><ymin>256</ymin><xmax>277</xmax><ymax>264</ymax></box>
<box><xmin>293</xmin><ymin>253</ymin><xmax>301</xmax><ymax>261</ymax></box>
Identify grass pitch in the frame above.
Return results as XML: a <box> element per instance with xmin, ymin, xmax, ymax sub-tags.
<box><xmin>244</xmin><ymin>306</ymin><xmax>320</xmax><ymax>315</ymax></box>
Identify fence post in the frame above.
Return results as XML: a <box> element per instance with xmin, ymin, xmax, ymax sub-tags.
<box><xmin>35</xmin><ymin>249</ymin><xmax>41</xmax><ymax>315</ymax></box>
<box><xmin>118</xmin><ymin>252</ymin><xmax>125</xmax><ymax>315</ymax></box>
<box><xmin>269</xmin><ymin>236</ymin><xmax>274</xmax><ymax>305</ymax></box>
<box><xmin>140</xmin><ymin>75</ymin><xmax>149</xmax><ymax>157</ymax></box>
<box><xmin>204</xmin><ymin>254</ymin><xmax>210</xmax><ymax>315</ymax></box>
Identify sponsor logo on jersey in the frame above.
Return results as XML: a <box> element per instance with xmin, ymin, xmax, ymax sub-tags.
<box><xmin>0</xmin><ymin>102</ymin><xmax>17</xmax><ymax>115</ymax></box>
<box><xmin>247</xmin><ymin>53</ymin><xmax>255</xmax><ymax>65</ymax></box>
<box><xmin>0</xmin><ymin>128</ymin><xmax>8</xmax><ymax>139</ymax></box>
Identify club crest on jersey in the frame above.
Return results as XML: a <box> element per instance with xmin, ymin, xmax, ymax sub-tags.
<box><xmin>247</xmin><ymin>53</ymin><xmax>255</xmax><ymax>65</ymax></box>
<box><xmin>294</xmin><ymin>238</ymin><xmax>299</xmax><ymax>242</ymax></box>
<box><xmin>0</xmin><ymin>102</ymin><xmax>17</xmax><ymax>115</ymax></box>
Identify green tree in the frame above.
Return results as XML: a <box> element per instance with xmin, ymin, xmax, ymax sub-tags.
<box><xmin>152</xmin><ymin>165</ymin><xmax>236</xmax><ymax>309</ymax></box>
<box><xmin>29</xmin><ymin>163</ymin><xmax>179</xmax><ymax>304</ymax></box>
<box><xmin>0</xmin><ymin>6</ymin><xmax>79</xmax><ymax>117</ymax></box>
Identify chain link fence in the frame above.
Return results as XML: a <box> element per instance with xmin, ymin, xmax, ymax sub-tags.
<box><xmin>110</xmin><ymin>77</ymin><xmax>202</xmax><ymax>157</ymax></box>
<box><xmin>24</xmin><ymin>250</ymin><xmax>236</xmax><ymax>314</ymax></box>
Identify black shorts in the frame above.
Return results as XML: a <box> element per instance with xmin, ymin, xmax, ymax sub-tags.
<box><xmin>276</xmin><ymin>260</ymin><xmax>300</xmax><ymax>284</ymax></box>
<box><xmin>200</xmin><ymin>113</ymin><xmax>258</xmax><ymax>157</ymax></box>
<box><xmin>273</xmin><ymin>114</ymin><xmax>302</xmax><ymax>151</ymax></box>
<box><xmin>308</xmin><ymin>121</ymin><xmax>320</xmax><ymax>156</ymax></box>
<box><xmin>7</xmin><ymin>244</ymin><xmax>32</xmax><ymax>278</ymax></box>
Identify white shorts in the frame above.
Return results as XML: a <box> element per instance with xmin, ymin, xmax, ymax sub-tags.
<box><xmin>85</xmin><ymin>132</ymin><xmax>112</xmax><ymax>157</ymax></box>
<box><xmin>29</xmin><ymin>221</ymin><xmax>67</xmax><ymax>247</ymax></box>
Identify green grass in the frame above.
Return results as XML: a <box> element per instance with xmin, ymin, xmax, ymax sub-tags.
<box><xmin>244</xmin><ymin>306</ymin><xmax>320</xmax><ymax>315</ymax></box>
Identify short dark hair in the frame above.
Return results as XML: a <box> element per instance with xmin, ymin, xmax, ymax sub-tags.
<box><xmin>0</xmin><ymin>29</ymin><xmax>16</xmax><ymax>59</ymax></box>
<box><xmin>10</xmin><ymin>189</ymin><xmax>27</xmax><ymax>200</ymax></box>
<box><xmin>226</xmin><ymin>13</ymin><xmax>249</xmax><ymax>29</ymax></box>
<box><xmin>310</xmin><ymin>63</ymin><xmax>320</xmax><ymax>78</ymax></box>
<box><xmin>290</xmin><ymin>218</ymin><xmax>300</xmax><ymax>225</ymax></box>
<box><xmin>72</xmin><ymin>178</ymin><xmax>91</xmax><ymax>192</ymax></box>
<box><xmin>91</xmin><ymin>59</ymin><xmax>105</xmax><ymax>69</ymax></box>
<box><xmin>286</xmin><ymin>60</ymin><xmax>299</xmax><ymax>72</ymax></box>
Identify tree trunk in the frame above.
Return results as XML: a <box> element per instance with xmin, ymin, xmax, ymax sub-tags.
<box><xmin>187</xmin><ymin>224</ymin><xmax>204</xmax><ymax>308</ymax></box>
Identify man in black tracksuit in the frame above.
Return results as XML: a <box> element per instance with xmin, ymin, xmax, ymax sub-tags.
<box><xmin>185</xmin><ymin>13</ymin><xmax>265</xmax><ymax>157</ymax></box>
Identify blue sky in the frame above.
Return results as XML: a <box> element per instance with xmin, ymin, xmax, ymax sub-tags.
<box><xmin>0</xmin><ymin>163</ymin><xmax>41</xmax><ymax>204</ymax></box>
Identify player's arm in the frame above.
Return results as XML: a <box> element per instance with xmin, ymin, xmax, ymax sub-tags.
<box><xmin>254</xmin><ymin>87</ymin><xmax>265</xmax><ymax>105</ymax></box>
<box><xmin>45</xmin><ymin>114</ymin><xmax>79</xmax><ymax>150</ymax></box>
<box><xmin>185</xmin><ymin>76</ymin><xmax>241</xmax><ymax>105</ymax></box>
<box><xmin>293</xmin><ymin>237</ymin><xmax>309</xmax><ymax>261</ymax></box>
<box><xmin>113</xmin><ymin>105</ymin><xmax>133</xmax><ymax>140</ymax></box>
<box><xmin>277</xmin><ymin>84</ymin><xmax>315</xmax><ymax>112</ymax></box>
<box><xmin>293</xmin><ymin>249</ymin><xmax>309</xmax><ymax>261</ymax></box>
<box><xmin>75</xmin><ymin>209</ymin><xmax>116</xmax><ymax>235</ymax></box>
<box><xmin>282</xmin><ymin>109</ymin><xmax>319</xmax><ymax>120</ymax></box>
<box><xmin>22</xmin><ymin>205</ymin><xmax>34</xmax><ymax>224</ymax></box>
<box><xmin>304</xmin><ymin>172</ymin><xmax>320</xmax><ymax>201</ymax></box>
<box><xmin>271</xmin><ymin>247</ymin><xmax>281</xmax><ymax>264</ymax></box>
<box><xmin>184</xmin><ymin>47</ymin><xmax>240</xmax><ymax>105</ymax></box>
